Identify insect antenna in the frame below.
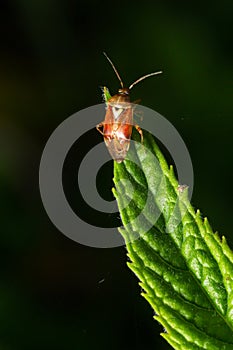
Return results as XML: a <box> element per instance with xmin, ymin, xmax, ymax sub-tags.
<box><xmin>103</xmin><ymin>52</ymin><xmax>124</xmax><ymax>88</ymax></box>
<box><xmin>129</xmin><ymin>71</ymin><xmax>162</xmax><ymax>90</ymax></box>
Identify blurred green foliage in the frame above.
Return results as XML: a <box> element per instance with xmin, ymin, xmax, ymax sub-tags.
<box><xmin>0</xmin><ymin>0</ymin><xmax>232</xmax><ymax>349</ymax></box>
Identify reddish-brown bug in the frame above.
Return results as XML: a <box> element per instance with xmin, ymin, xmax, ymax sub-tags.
<box><xmin>96</xmin><ymin>53</ymin><xmax>162</xmax><ymax>163</ymax></box>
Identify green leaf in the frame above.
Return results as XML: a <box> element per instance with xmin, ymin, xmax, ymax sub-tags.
<box><xmin>113</xmin><ymin>129</ymin><xmax>233</xmax><ymax>350</ymax></box>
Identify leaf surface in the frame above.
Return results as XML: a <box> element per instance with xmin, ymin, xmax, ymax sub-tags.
<box><xmin>113</xmin><ymin>130</ymin><xmax>233</xmax><ymax>350</ymax></box>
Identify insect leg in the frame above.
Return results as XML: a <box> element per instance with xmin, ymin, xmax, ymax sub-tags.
<box><xmin>96</xmin><ymin>123</ymin><xmax>105</xmax><ymax>135</ymax></box>
<box><xmin>135</xmin><ymin>124</ymin><xmax>143</xmax><ymax>143</ymax></box>
<box><xmin>131</xmin><ymin>98</ymin><xmax>141</xmax><ymax>105</ymax></box>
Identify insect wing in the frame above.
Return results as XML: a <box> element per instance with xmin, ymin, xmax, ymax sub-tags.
<box><xmin>104</xmin><ymin>137</ymin><xmax>131</xmax><ymax>163</ymax></box>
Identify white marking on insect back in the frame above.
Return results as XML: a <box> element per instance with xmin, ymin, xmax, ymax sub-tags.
<box><xmin>112</xmin><ymin>106</ymin><xmax>124</xmax><ymax>120</ymax></box>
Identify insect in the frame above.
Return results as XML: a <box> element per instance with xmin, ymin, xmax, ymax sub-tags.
<box><xmin>96</xmin><ymin>52</ymin><xmax>162</xmax><ymax>163</ymax></box>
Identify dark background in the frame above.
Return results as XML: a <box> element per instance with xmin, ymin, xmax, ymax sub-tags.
<box><xmin>1</xmin><ymin>0</ymin><xmax>233</xmax><ymax>349</ymax></box>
